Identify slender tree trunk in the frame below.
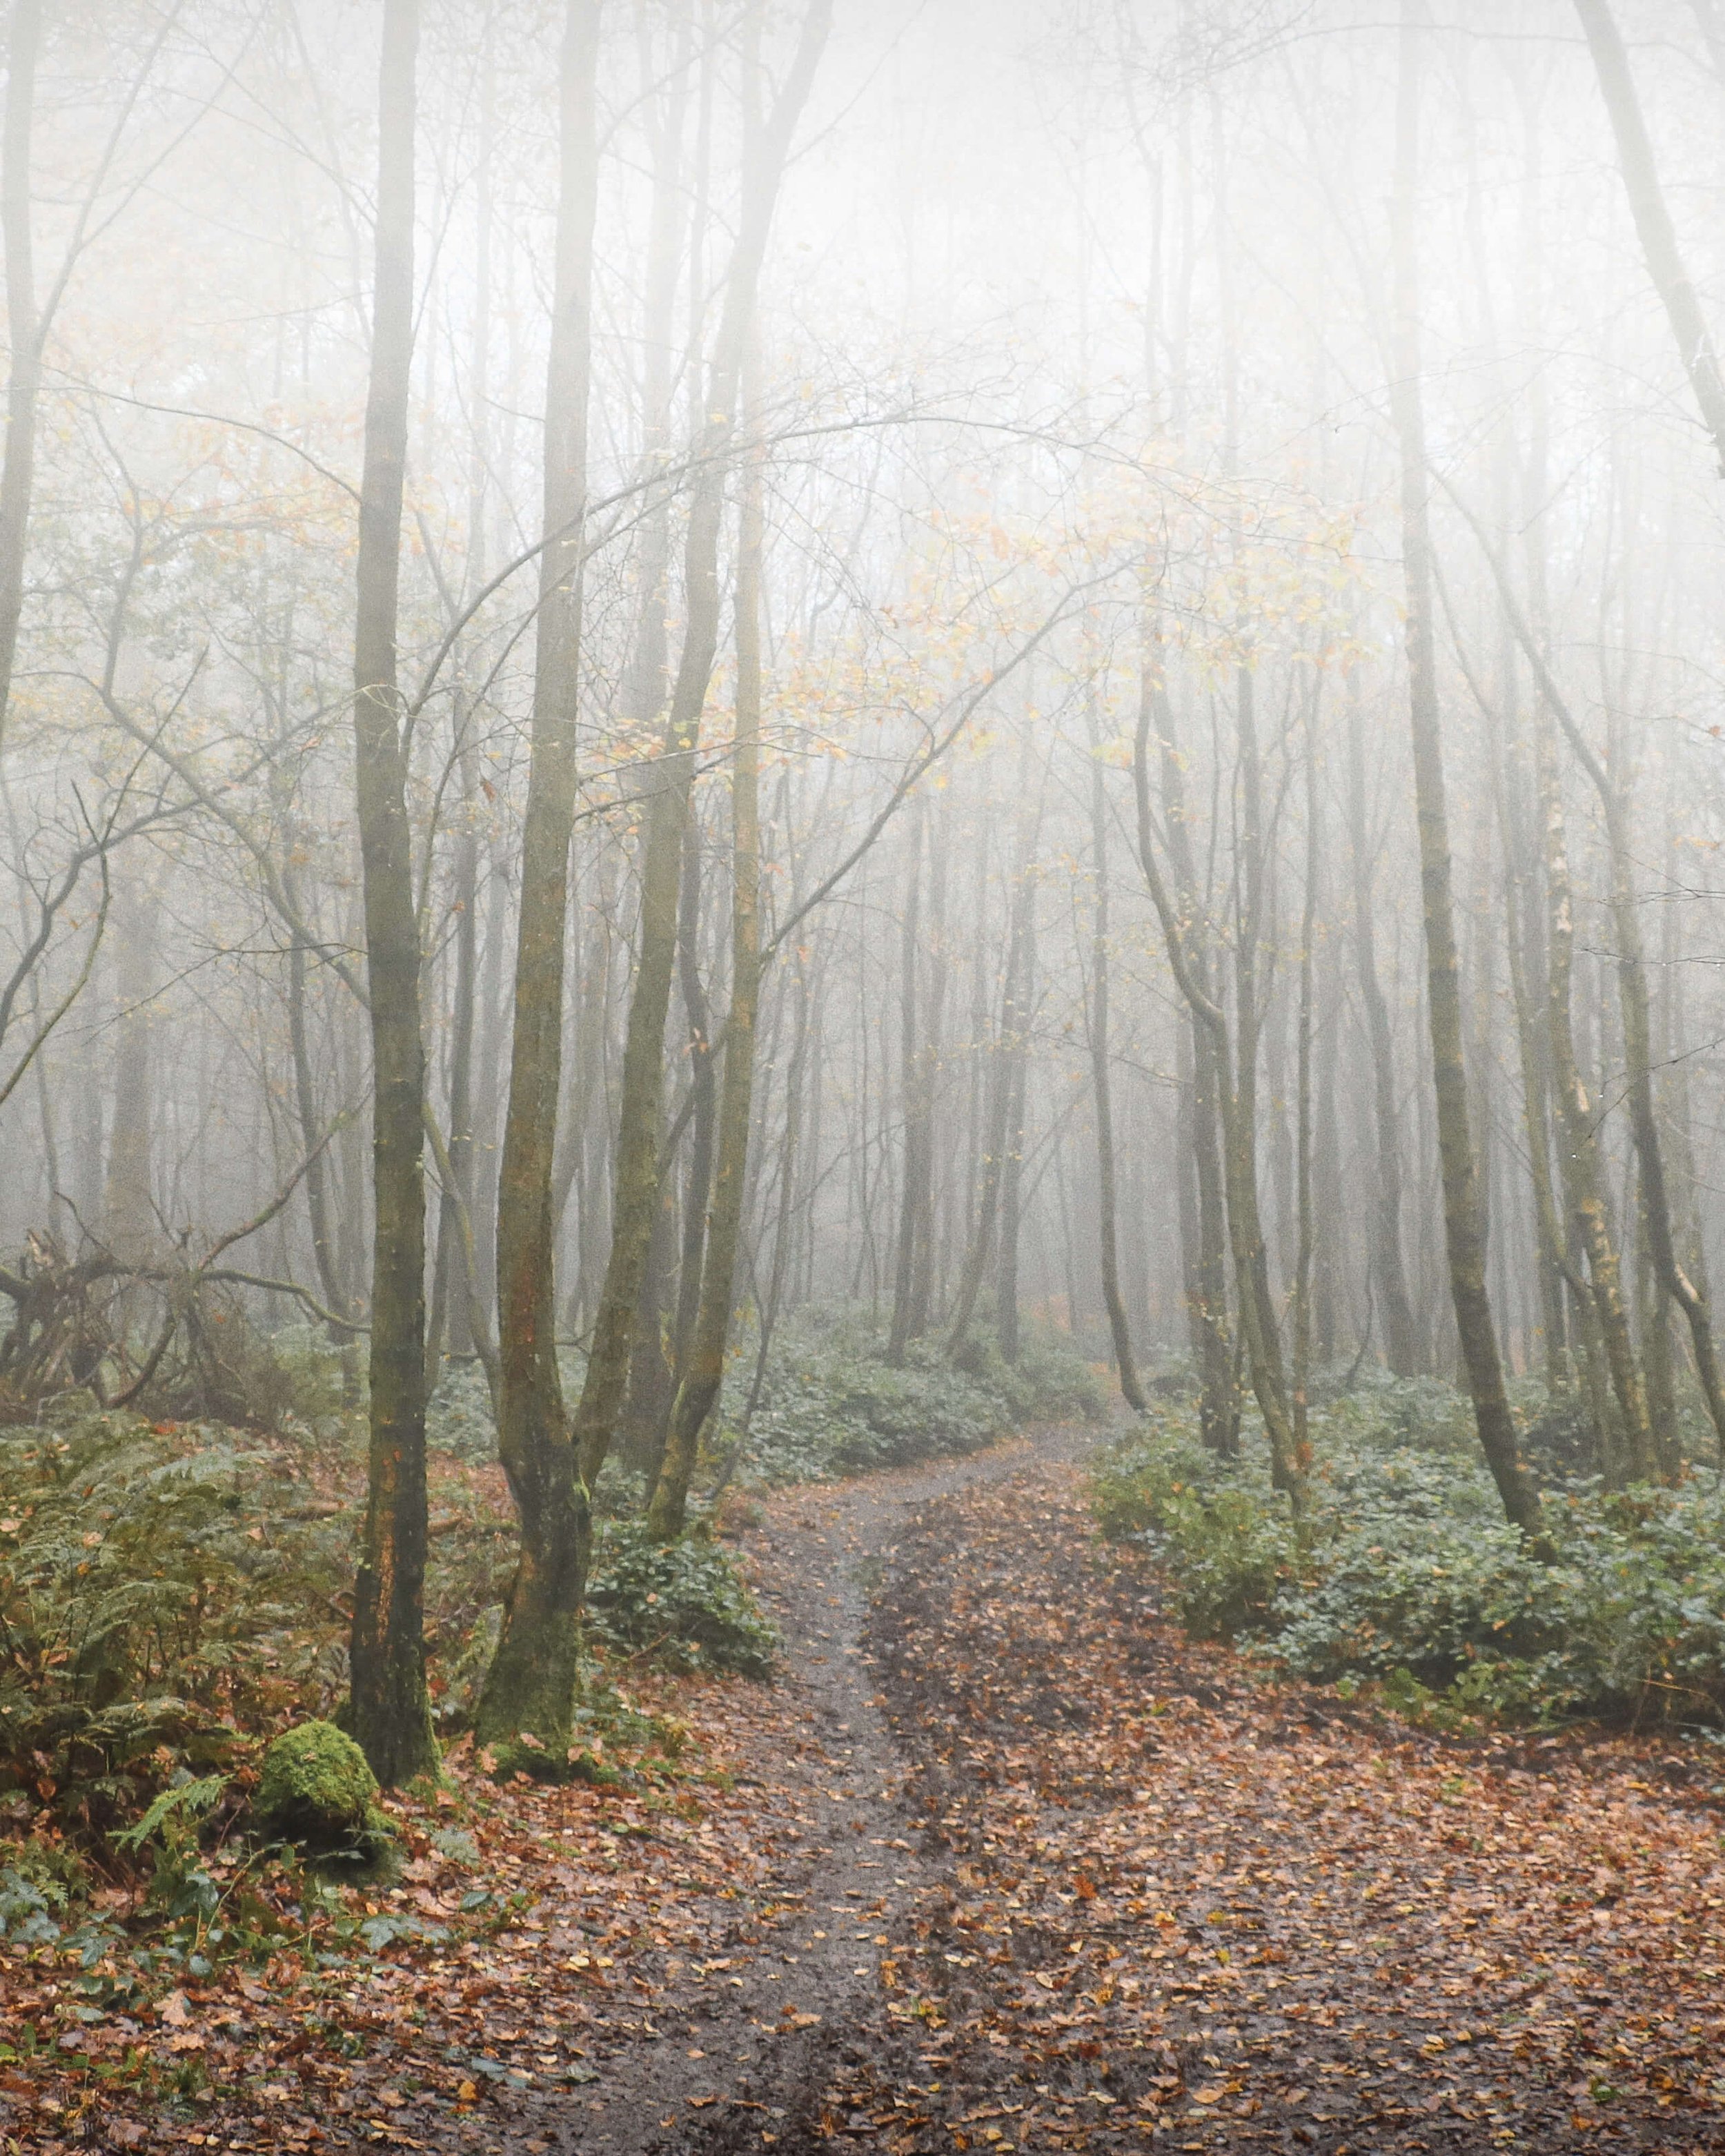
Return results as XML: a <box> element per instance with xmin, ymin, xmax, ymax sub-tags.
<box><xmin>103</xmin><ymin>876</ymin><xmax>157</xmax><ymax>1260</ymax></box>
<box><xmin>886</xmin><ymin>811</ymin><xmax>923</xmax><ymax>1364</ymax></box>
<box><xmin>1085</xmin><ymin>708</ymin><xmax>1145</xmax><ymax>1409</ymax></box>
<box><xmin>1458</xmin><ymin>489</ymin><xmax>1725</xmax><ymax>1460</ymax></box>
<box><xmin>426</xmin><ymin>752</ymin><xmax>480</xmax><ymax>1378</ymax></box>
<box><xmin>648</xmin><ymin>393</ymin><xmax>767</xmax><ymax>1539</ymax></box>
<box><xmin>948</xmin><ymin>816</ymin><xmax>1034</xmax><ymax>1356</ymax></box>
<box><xmin>1345</xmin><ymin>669</ymin><xmax>1419</xmax><ymax>1377</ymax></box>
<box><xmin>996</xmin><ymin>874</ymin><xmax>1033</xmax><ymax>1366</ymax></box>
<box><xmin>571</xmin><ymin>0</ymin><xmax>831</xmax><ymax>1504</ymax></box>
<box><xmin>348</xmin><ymin>0</ymin><xmax>439</xmax><ymax>1784</ymax></box>
<box><xmin>0</xmin><ymin>0</ymin><xmax>41</xmax><ymax>758</ymax></box>
<box><xmin>671</xmin><ymin>834</ymin><xmax>718</xmax><ymax>1395</ymax></box>
<box><xmin>1499</xmin><ymin>739</ymin><xmax>1572</xmax><ymax>1398</ymax></box>
<box><xmin>1390</xmin><ymin>2</ymin><xmax>1539</xmax><ymax>1541</ymax></box>
<box><xmin>1132</xmin><ymin>684</ymin><xmax>1303</xmax><ymax>1508</ymax></box>
<box><xmin>1292</xmin><ymin>691</ymin><xmax>1321</xmax><ymax>1458</ymax></box>
<box><xmin>476</xmin><ymin>0</ymin><xmax>602</xmax><ymax>1770</ymax></box>
<box><xmin>1538</xmin><ymin>717</ymin><xmax>1652</xmax><ymax>1480</ymax></box>
<box><xmin>1574</xmin><ymin>0</ymin><xmax>1725</xmax><ymax>473</ymax></box>
<box><xmin>427</xmin><ymin>81</ymin><xmax>493</xmax><ymax>1386</ymax></box>
<box><xmin>1149</xmin><ymin>636</ymin><xmax>1236</xmax><ymax>1449</ymax></box>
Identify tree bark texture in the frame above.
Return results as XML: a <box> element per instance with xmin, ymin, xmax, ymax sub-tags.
<box><xmin>1390</xmin><ymin>3</ymin><xmax>1540</xmax><ymax>1541</ymax></box>
<box><xmin>477</xmin><ymin>0</ymin><xmax>602</xmax><ymax>1770</ymax></box>
<box><xmin>648</xmin><ymin>404</ymin><xmax>767</xmax><ymax>1539</ymax></box>
<box><xmin>571</xmin><ymin>0</ymin><xmax>831</xmax><ymax>1506</ymax></box>
<box><xmin>348</xmin><ymin>0</ymin><xmax>439</xmax><ymax>1785</ymax></box>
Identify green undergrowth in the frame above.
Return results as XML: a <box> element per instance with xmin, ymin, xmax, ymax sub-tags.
<box><xmin>733</xmin><ymin>1309</ymin><xmax>1105</xmax><ymax>1486</ymax></box>
<box><xmin>584</xmin><ymin>1519</ymin><xmax>777</xmax><ymax>1677</ymax></box>
<box><xmin>1094</xmin><ymin>1368</ymin><xmax>1725</xmax><ymax>1732</ymax></box>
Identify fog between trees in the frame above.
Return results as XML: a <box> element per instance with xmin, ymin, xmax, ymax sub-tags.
<box><xmin>3</xmin><ymin>0</ymin><xmax>1725</xmax><ymax>1776</ymax></box>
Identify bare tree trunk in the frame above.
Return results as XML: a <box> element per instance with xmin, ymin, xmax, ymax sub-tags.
<box><xmin>0</xmin><ymin>0</ymin><xmax>41</xmax><ymax>757</ymax></box>
<box><xmin>571</xmin><ymin>0</ymin><xmax>830</xmax><ymax>1504</ymax></box>
<box><xmin>103</xmin><ymin>874</ymin><xmax>157</xmax><ymax>1260</ymax></box>
<box><xmin>1574</xmin><ymin>0</ymin><xmax>1725</xmax><ymax>473</ymax></box>
<box><xmin>996</xmin><ymin>866</ymin><xmax>1034</xmax><ymax>1366</ymax></box>
<box><xmin>1292</xmin><ymin>689</ymin><xmax>1321</xmax><ymax>1458</ymax></box>
<box><xmin>427</xmin><ymin>73</ymin><xmax>493</xmax><ymax>1387</ymax></box>
<box><xmin>948</xmin><ymin>812</ymin><xmax>1034</xmax><ymax>1357</ymax></box>
<box><xmin>1498</xmin><ymin>737</ymin><xmax>1572</xmax><ymax>1398</ymax></box>
<box><xmin>1149</xmin><ymin>643</ymin><xmax>1236</xmax><ymax>1449</ymax></box>
<box><xmin>348</xmin><ymin>0</ymin><xmax>439</xmax><ymax>1785</ymax></box>
<box><xmin>886</xmin><ymin>810</ymin><xmax>923</xmax><ymax>1365</ymax></box>
<box><xmin>1132</xmin><ymin>679</ymin><xmax>1303</xmax><ymax>1509</ymax></box>
<box><xmin>670</xmin><ymin>832</ymin><xmax>718</xmax><ymax>1397</ymax></box>
<box><xmin>476</xmin><ymin>0</ymin><xmax>602</xmax><ymax>1770</ymax></box>
<box><xmin>1537</xmin><ymin>716</ymin><xmax>1652</xmax><ymax>1481</ymax></box>
<box><xmin>1345</xmin><ymin>669</ymin><xmax>1419</xmax><ymax>1377</ymax></box>
<box><xmin>1085</xmin><ymin>706</ymin><xmax>1145</xmax><ymax>1410</ymax></box>
<box><xmin>1454</xmin><ymin>489</ymin><xmax>1725</xmax><ymax>1460</ymax></box>
<box><xmin>426</xmin><ymin>747</ymin><xmax>480</xmax><ymax>1379</ymax></box>
<box><xmin>1390</xmin><ymin>2</ymin><xmax>1539</xmax><ymax>1541</ymax></box>
<box><xmin>649</xmin><ymin>392</ymin><xmax>767</xmax><ymax>1539</ymax></box>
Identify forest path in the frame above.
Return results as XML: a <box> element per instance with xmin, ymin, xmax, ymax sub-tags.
<box><xmin>97</xmin><ymin>1429</ymin><xmax>1725</xmax><ymax>2156</ymax></box>
<box><xmin>563</xmin><ymin>1422</ymin><xmax>1092</xmax><ymax>2155</ymax></box>
<box><xmin>707</xmin><ymin>1458</ymin><xmax>1725</xmax><ymax>2156</ymax></box>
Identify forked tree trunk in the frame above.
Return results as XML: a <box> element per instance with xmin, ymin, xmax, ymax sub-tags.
<box><xmin>648</xmin><ymin>400</ymin><xmax>767</xmax><ymax>1539</ymax></box>
<box><xmin>348</xmin><ymin>0</ymin><xmax>439</xmax><ymax>1785</ymax></box>
<box><xmin>1132</xmin><ymin>680</ymin><xmax>1304</xmax><ymax>1510</ymax></box>
<box><xmin>475</xmin><ymin>0</ymin><xmax>602</xmax><ymax>1770</ymax></box>
<box><xmin>571</xmin><ymin>0</ymin><xmax>830</xmax><ymax>1512</ymax></box>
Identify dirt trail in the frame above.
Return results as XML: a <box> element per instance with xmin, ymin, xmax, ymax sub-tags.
<box><xmin>565</xmin><ymin>1425</ymin><xmax>1085</xmax><ymax>2155</ymax></box>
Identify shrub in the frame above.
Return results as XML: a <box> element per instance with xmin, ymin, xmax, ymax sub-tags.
<box><xmin>736</xmin><ymin>1310</ymin><xmax>1101</xmax><ymax>1487</ymax></box>
<box><xmin>584</xmin><ymin>1520</ymin><xmax>777</xmax><ymax>1678</ymax></box>
<box><xmin>1092</xmin><ymin>1385</ymin><xmax>1725</xmax><ymax>1729</ymax></box>
<box><xmin>1092</xmin><ymin>1424</ymin><xmax>1297</xmax><ymax>1638</ymax></box>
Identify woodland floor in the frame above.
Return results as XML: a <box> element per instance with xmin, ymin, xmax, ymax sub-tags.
<box><xmin>8</xmin><ymin>1427</ymin><xmax>1725</xmax><ymax>2153</ymax></box>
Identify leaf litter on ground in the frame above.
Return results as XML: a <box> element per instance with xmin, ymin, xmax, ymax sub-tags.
<box><xmin>9</xmin><ymin>1444</ymin><xmax>1725</xmax><ymax>2153</ymax></box>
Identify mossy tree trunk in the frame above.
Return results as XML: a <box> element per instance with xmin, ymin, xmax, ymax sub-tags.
<box><xmin>475</xmin><ymin>0</ymin><xmax>602</xmax><ymax>1770</ymax></box>
<box><xmin>348</xmin><ymin>0</ymin><xmax>439</xmax><ymax>1787</ymax></box>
